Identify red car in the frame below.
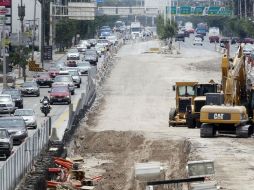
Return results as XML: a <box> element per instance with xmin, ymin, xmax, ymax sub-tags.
<box><xmin>35</xmin><ymin>72</ymin><xmax>53</xmax><ymax>87</ymax></box>
<box><xmin>49</xmin><ymin>85</ymin><xmax>71</xmax><ymax>105</ymax></box>
<box><xmin>243</xmin><ymin>38</ymin><xmax>254</xmax><ymax>44</ymax></box>
<box><xmin>48</xmin><ymin>67</ymin><xmax>59</xmax><ymax>78</ymax></box>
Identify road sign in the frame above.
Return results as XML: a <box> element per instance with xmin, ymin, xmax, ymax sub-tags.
<box><xmin>208</xmin><ymin>6</ymin><xmax>220</xmax><ymax>15</ymax></box>
<box><xmin>194</xmin><ymin>6</ymin><xmax>204</xmax><ymax>15</ymax></box>
<box><xmin>180</xmin><ymin>6</ymin><xmax>191</xmax><ymax>15</ymax></box>
<box><xmin>43</xmin><ymin>45</ymin><xmax>52</xmax><ymax>60</ymax></box>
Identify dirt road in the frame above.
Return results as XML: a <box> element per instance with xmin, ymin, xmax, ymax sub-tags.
<box><xmin>68</xmin><ymin>39</ymin><xmax>254</xmax><ymax>190</ymax></box>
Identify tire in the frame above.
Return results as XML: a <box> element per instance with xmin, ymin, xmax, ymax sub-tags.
<box><xmin>33</xmin><ymin>125</ymin><xmax>37</xmax><ymax>129</ymax></box>
<box><xmin>200</xmin><ymin>123</ymin><xmax>215</xmax><ymax>138</ymax></box>
<box><xmin>36</xmin><ymin>93</ymin><xmax>40</xmax><ymax>97</ymax></box>
<box><xmin>50</xmin><ymin>101</ymin><xmax>53</xmax><ymax>105</ymax></box>
<box><xmin>71</xmin><ymin>91</ymin><xmax>74</xmax><ymax>95</ymax></box>
<box><xmin>20</xmin><ymin>104</ymin><xmax>24</xmax><ymax>109</ymax></box>
<box><xmin>186</xmin><ymin>115</ymin><xmax>196</xmax><ymax>128</ymax></box>
<box><xmin>77</xmin><ymin>84</ymin><xmax>80</xmax><ymax>88</ymax></box>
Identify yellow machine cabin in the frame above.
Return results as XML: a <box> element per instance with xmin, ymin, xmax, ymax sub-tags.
<box><xmin>169</xmin><ymin>82</ymin><xmax>197</xmax><ymax>126</ymax></box>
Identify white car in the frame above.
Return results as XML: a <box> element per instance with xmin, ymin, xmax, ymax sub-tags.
<box><xmin>67</xmin><ymin>48</ymin><xmax>80</xmax><ymax>60</ymax></box>
<box><xmin>14</xmin><ymin>109</ymin><xmax>37</xmax><ymax>129</ymax></box>
<box><xmin>193</xmin><ymin>37</ymin><xmax>203</xmax><ymax>46</ymax></box>
<box><xmin>77</xmin><ymin>61</ymin><xmax>91</xmax><ymax>75</ymax></box>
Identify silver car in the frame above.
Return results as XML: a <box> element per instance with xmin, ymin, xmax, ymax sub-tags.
<box><xmin>14</xmin><ymin>109</ymin><xmax>37</xmax><ymax>129</ymax></box>
<box><xmin>0</xmin><ymin>117</ymin><xmax>28</xmax><ymax>145</ymax></box>
<box><xmin>68</xmin><ymin>70</ymin><xmax>81</xmax><ymax>88</ymax></box>
<box><xmin>0</xmin><ymin>94</ymin><xmax>16</xmax><ymax>114</ymax></box>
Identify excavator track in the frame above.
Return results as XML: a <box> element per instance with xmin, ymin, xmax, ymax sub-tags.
<box><xmin>200</xmin><ymin>123</ymin><xmax>216</xmax><ymax>138</ymax></box>
<box><xmin>236</xmin><ymin>125</ymin><xmax>253</xmax><ymax>138</ymax></box>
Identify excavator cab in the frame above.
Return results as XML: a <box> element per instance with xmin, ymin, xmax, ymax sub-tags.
<box><xmin>186</xmin><ymin>82</ymin><xmax>220</xmax><ymax>128</ymax></box>
<box><xmin>169</xmin><ymin>82</ymin><xmax>197</xmax><ymax>126</ymax></box>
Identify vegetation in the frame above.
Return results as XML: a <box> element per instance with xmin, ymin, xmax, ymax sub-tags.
<box><xmin>9</xmin><ymin>46</ymin><xmax>30</xmax><ymax>82</ymax></box>
<box><xmin>156</xmin><ymin>15</ymin><xmax>178</xmax><ymax>40</ymax></box>
<box><xmin>55</xmin><ymin>15</ymin><xmax>119</xmax><ymax>52</ymax></box>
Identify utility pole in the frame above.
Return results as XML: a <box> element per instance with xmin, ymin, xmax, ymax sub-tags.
<box><xmin>1</xmin><ymin>11</ymin><xmax>6</xmax><ymax>88</ymax></box>
<box><xmin>18</xmin><ymin>0</ymin><xmax>25</xmax><ymax>80</ymax></box>
<box><xmin>40</xmin><ymin>0</ymin><xmax>45</xmax><ymax>68</ymax></box>
<box><xmin>31</xmin><ymin>0</ymin><xmax>37</xmax><ymax>61</ymax></box>
<box><xmin>239</xmin><ymin>0</ymin><xmax>242</xmax><ymax>18</ymax></box>
<box><xmin>244</xmin><ymin>0</ymin><xmax>247</xmax><ymax>18</ymax></box>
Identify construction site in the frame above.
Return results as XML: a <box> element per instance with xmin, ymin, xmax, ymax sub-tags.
<box><xmin>43</xmin><ymin>37</ymin><xmax>254</xmax><ymax>190</ymax></box>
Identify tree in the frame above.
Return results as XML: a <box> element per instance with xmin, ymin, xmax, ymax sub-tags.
<box><xmin>9</xmin><ymin>46</ymin><xmax>30</xmax><ymax>82</ymax></box>
<box><xmin>156</xmin><ymin>15</ymin><xmax>177</xmax><ymax>40</ymax></box>
<box><xmin>55</xmin><ymin>19</ymin><xmax>77</xmax><ymax>52</ymax></box>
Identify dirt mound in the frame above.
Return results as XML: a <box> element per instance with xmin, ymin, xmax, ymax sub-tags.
<box><xmin>68</xmin><ymin>130</ymin><xmax>190</xmax><ymax>190</ymax></box>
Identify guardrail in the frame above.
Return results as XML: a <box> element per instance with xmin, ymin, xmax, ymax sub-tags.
<box><xmin>0</xmin><ymin>119</ymin><xmax>51</xmax><ymax>190</ymax></box>
<box><xmin>2</xmin><ymin>42</ymin><xmax>120</xmax><ymax>190</ymax></box>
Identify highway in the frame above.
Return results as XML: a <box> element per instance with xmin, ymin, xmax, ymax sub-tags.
<box><xmin>0</xmin><ymin>53</ymin><xmax>102</xmax><ymax>167</ymax></box>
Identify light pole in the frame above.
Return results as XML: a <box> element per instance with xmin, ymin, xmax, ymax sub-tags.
<box><xmin>1</xmin><ymin>11</ymin><xmax>6</xmax><ymax>88</ymax></box>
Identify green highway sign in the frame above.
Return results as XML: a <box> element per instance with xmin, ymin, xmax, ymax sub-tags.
<box><xmin>180</xmin><ymin>6</ymin><xmax>191</xmax><ymax>15</ymax></box>
<box><xmin>208</xmin><ymin>6</ymin><xmax>220</xmax><ymax>15</ymax></box>
<box><xmin>194</xmin><ymin>6</ymin><xmax>204</xmax><ymax>15</ymax></box>
<box><xmin>166</xmin><ymin>6</ymin><xmax>176</xmax><ymax>15</ymax></box>
<box><xmin>165</xmin><ymin>6</ymin><xmax>231</xmax><ymax>16</ymax></box>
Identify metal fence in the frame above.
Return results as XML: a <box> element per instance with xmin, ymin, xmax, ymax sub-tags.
<box><xmin>0</xmin><ymin>119</ymin><xmax>51</xmax><ymax>190</ymax></box>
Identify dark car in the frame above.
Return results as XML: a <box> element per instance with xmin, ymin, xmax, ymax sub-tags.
<box><xmin>48</xmin><ymin>67</ymin><xmax>60</xmax><ymax>78</ymax></box>
<box><xmin>220</xmin><ymin>38</ymin><xmax>230</xmax><ymax>48</ymax></box>
<box><xmin>231</xmin><ymin>37</ymin><xmax>240</xmax><ymax>44</ymax></box>
<box><xmin>2</xmin><ymin>88</ymin><xmax>23</xmax><ymax>108</ymax></box>
<box><xmin>0</xmin><ymin>128</ymin><xmax>13</xmax><ymax>158</ymax></box>
<box><xmin>35</xmin><ymin>72</ymin><xmax>53</xmax><ymax>87</ymax></box>
<box><xmin>49</xmin><ymin>85</ymin><xmax>71</xmax><ymax>105</ymax></box>
<box><xmin>209</xmin><ymin>36</ymin><xmax>219</xmax><ymax>43</ymax></box>
<box><xmin>20</xmin><ymin>81</ymin><xmax>40</xmax><ymax>97</ymax></box>
<box><xmin>175</xmin><ymin>33</ymin><xmax>185</xmax><ymax>42</ymax></box>
<box><xmin>0</xmin><ymin>117</ymin><xmax>28</xmax><ymax>145</ymax></box>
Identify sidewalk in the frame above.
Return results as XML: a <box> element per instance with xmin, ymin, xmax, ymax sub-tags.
<box><xmin>0</xmin><ymin>50</ymin><xmax>66</xmax><ymax>89</ymax></box>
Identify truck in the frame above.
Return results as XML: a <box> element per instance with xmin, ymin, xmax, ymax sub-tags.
<box><xmin>130</xmin><ymin>22</ymin><xmax>142</xmax><ymax>39</ymax></box>
<box><xmin>196</xmin><ymin>23</ymin><xmax>208</xmax><ymax>36</ymax></box>
<box><xmin>208</xmin><ymin>27</ymin><xmax>220</xmax><ymax>43</ymax></box>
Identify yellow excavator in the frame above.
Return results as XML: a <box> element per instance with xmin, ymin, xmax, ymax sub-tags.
<box><xmin>200</xmin><ymin>45</ymin><xmax>254</xmax><ymax>137</ymax></box>
<box><xmin>169</xmin><ymin>81</ymin><xmax>220</xmax><ymax>127</ymax></box>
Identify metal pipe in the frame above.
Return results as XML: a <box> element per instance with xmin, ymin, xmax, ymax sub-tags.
<box><xmin>147</xmin><ymin>177</ymin><xmax>205</xmax><ymax>186</ymax></box>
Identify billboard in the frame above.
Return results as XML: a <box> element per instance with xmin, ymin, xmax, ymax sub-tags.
<box><xmin>0</xmin><ymin>0</ymin><xmax>11</xmax><ymax>7</ymax></box>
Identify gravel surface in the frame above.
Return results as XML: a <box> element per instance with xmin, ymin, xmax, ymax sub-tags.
<box><xmin>68</xmin><ymin>38</ymin><xmax>254</xmax><ymax>190</ymax></box>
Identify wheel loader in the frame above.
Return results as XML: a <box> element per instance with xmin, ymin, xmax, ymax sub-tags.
<box><xmin>169</xmin><ymin>82</ymin><xmax>197</xmax><ymax>126</ymax></box>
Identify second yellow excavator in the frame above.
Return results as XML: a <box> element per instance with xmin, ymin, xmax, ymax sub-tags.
<box><xmin>200</xmin><ymin>45</ymin><xmax>254</xmax><ymax>137</ymax></box>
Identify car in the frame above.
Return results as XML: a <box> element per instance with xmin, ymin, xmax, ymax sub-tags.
<box><xmin>220</xmin><ymin>38</ymin><xmax>230</xmax><ymax>48</ymax></box>
<box><xmin>53</xmin><ymin>75</ymin><xmax>75</xmax><ymax>95</ymax></box>
<box><xmin>20</xmin><ymin>81</ymin><xmax>40</xmax><ymax>97</ymax></box>
<box><xmin>68</xmin><ymin>70</ymin><xmax>82</xmax><ymax>88</ymax></box>
<box><xmin>175</xmin><ymin>33</ymin><xmax>185</xmax><ymax>42</ymax></box>
<box><xmin>77</xmin><ymin>43</ymin><xmax>87</xmax><ymax>53</ymax></box>
<box><xmin>243</xmin><ymin>38</ymin><xmax>254</xmax><ymax>44</ymax></box>
<box><xmin>88</xmin><ymin>39</ymin><xmax>97</xmax><ymax>47</ymax></box>
<box><xmin>14</xmin><ymin>109</ymin><xmax>37</xmax><ymax>129</ymax></box>
<box><xmin>0</xmin><ymin>117</ymin><xmax>27</xmax><ymax>145</ymax></box>
<box><xmin>84</xmin><ymin>49</ymin><xmax>98</xmax><ymax>65</ymax></box>
<box><xmin>48</xmin><ymin>66</ymin><xmax>60</xmax><ymax>78</ymax></box>
<box><xmin>77</xmin><ymin>61</ymin><xmax>91</xmax><ymax>75</ymax></box>
<box><xmin>195</xmin><ymin>34</ymin><xmax>204</xmax><ymax>41</ymax></box>
<box><xmin>49</xmin><ymin>85</ymin><xmax>71</xmax><ymax>105</ymax></box>
<box><xmin>67</xmin><ymin>49</ymin><xmax>80</xmax><ymax>63</ymax></box>
<box><xmin>106</xmin><ymin>35</ymin><xmax>118</xmax><ymax>46</ymax></box>
<box><xmin>193</xmin><ymin>37</ymin><xmax>203</xmax><ymax>46</ymax></box>
<box><xmin>97</xmin><ymin>39</ymin><xmax>110</xmax><ymax>50</ymax></box>
<box><xmin>2</xmin><ymin>88</ymin><xmax>23</xmax><ymax>109</ymax></box>
<box><xmin>243</xmin><ymin>43</ymin><xmax>254</xmax><ymax>55</ymax></box>
<box><xmin>231</xmin><ymin>37</ymin><xmax>240</xmax><ymax>45</ymax></box>
<box><xmin>0</xmin><ymin>94</ymin><xmax>16</xmax><ymax>114</ymax></box>
<box><xmin>34</xmin><ymin>72</ymin><xmax>53</xmax><ymax>87</ymax></box>
<box><xmin>0</xmin><ymin>128</ymin><xmax>13</xmax><ymax>158</ymax></box>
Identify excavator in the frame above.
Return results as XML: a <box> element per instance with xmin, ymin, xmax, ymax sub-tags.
<box><xmin>200</xmin><ymin>45</ymin><xmax>254</xmax><ymax>137</ymax></box>
<box><xmin>169</xmin><ymin>81</ymin><xmax>220</xmax><ymax>127</ymax></box>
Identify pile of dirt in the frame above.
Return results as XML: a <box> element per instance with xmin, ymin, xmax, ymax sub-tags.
<box><xmin>68</xmin><ymin>129</ymin><xmax>191</xmax><ymax>190</ymax></box>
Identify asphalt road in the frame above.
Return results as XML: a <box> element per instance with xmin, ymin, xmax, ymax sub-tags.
<box><xmin>0</xmin><ymin>53</ymin><xmax>102</xmax><ymax>166</ymax></box>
